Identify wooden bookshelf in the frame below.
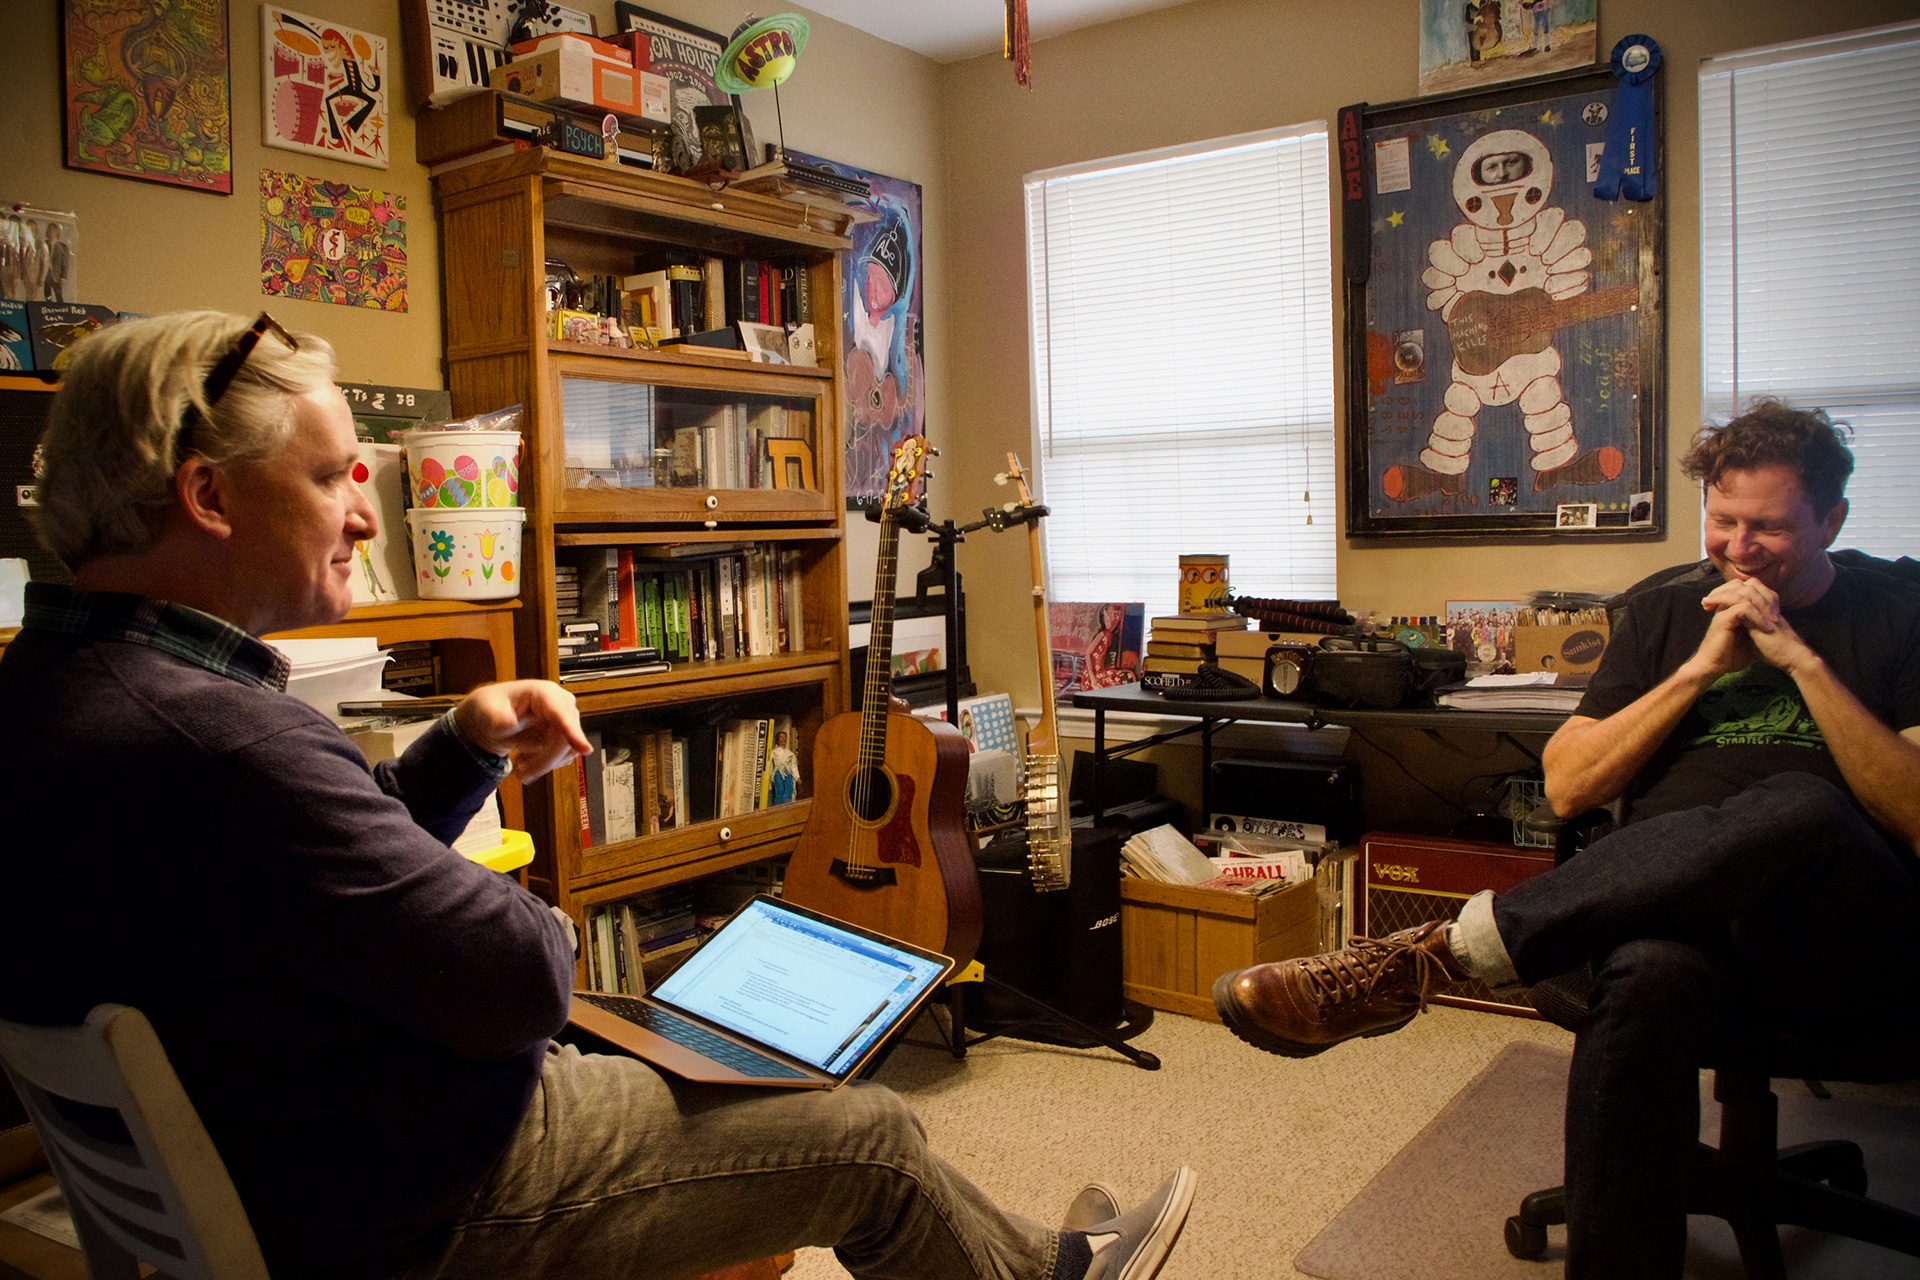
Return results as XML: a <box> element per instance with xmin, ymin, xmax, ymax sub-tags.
<box><xmin>427</xmin><ymin>144</ymin><xmax>853</xmax><ymax>942</ymax></box>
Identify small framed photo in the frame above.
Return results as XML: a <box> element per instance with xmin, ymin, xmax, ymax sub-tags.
<box><xmin>738</xmin><ymin>321</ymin><xmax>790</xmax><ymax>364</ymax></box>
<box><xmin>1628</xmin><ymin>490</ymin><xmax>1655</xmax><ymax>527</ymax></box>
<box><xmin>767</xmin><ymin>439</ymin><xmax>816</xmax><ymax>491</ymax></box>
<box><xmin>1556</xmin><ymin>502</ymin><xmax>1599</xmax><ymax>529</ymax></box>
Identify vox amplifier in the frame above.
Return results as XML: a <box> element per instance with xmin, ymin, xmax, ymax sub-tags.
<box><xmin>1358</xmin><ymin>832</ymin><xmax>1555</xmax><ymax>1018</ymax></box>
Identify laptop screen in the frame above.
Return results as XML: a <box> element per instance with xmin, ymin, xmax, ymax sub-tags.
<box><xmin>650</xmin><ymin>899</ymin><xmax>949</xmax><ymax>1076</ymax></box>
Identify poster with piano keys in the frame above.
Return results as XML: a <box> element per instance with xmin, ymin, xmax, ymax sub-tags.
<box><xmin>261</xmin><ymin>7</ymin><xmax>390</xmax><ymax>169</ymax></box>
<box><xmin>1343</xmin><ymin>69</ymin><xmax>1664</xmax><ymax>537</ymax></box>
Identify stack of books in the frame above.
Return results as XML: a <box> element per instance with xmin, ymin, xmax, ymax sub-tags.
<box><xmin>1144</xmin><ymin>612</ymin><xmax>1250</xmax><ymax>676</ymax></box>
<box><xmin>1435</xmin><ymin>672</ymin><xmax>1590</xmax><ymax>711</ymax></box>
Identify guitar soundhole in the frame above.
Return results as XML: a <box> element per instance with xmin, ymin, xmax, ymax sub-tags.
<box><xmin>847</xmin><ymin>766</ymin><xmax>895</xmax><ymax>822</ymax></box>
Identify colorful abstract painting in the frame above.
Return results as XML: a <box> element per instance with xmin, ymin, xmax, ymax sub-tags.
<box><xmin>782</xmin><ymin>151</ymin><xmax>926</xmax><ymax>510</ymax></box>
<box><xmin>63</xmin><ymin>0</ymin><xmax>232</xmax><ymax>193</ymax></box>
<box><xmin>260</xmin><ymin>171</ymin><xmax>406</xmax><ymax>311</ymax></box>
<box><xmin>261</xmin><ymin>7</ymin><xmax>389</xmax><ymax>169</ymax></box>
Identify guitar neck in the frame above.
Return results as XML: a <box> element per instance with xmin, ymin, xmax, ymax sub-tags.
<box><xmin>858</xmin><ymin>515</ymin><xmax>901</xmax><ymax>770</ymax></box>
<box><xmin>1026</xmin><ymin>517</ymin><xmax>1058</xmax><ymax>757</ymax></box>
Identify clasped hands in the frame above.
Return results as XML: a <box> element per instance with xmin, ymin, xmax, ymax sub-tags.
<box><xmin>1691</xmin><ymin>577</ymin><xmax>1820</xmax><ymax>682</ymax></box>
<box><xmin>450</xmin><ymin>680</ymin><xmax>593</xmax><ymax>781</ymax></box>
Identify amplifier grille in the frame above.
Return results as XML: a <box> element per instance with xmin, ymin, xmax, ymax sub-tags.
<box><xmin>1365</xmin><ymin>885</ymin><xmax>1536</xmax><ymax>1015</ymax></box>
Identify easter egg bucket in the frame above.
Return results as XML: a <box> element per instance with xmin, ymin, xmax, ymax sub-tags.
<box><xmin>406</xmin><ymin>508</ymin><xmax>526</xmax><ymax>601</ymax></box>
<box><xmin>399</xmin><ymin>427</ymin><xmax>523</xmax><ymax>510</ymax></box>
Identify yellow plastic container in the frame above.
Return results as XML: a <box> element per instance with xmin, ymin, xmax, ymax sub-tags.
<box><xmin>462</xmin><ymin>828</ymin><xmax>535</xmax><ymax>874</ymax></box>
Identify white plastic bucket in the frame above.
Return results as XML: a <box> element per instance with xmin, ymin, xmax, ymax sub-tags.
<box><xmin>400</xmin><ymin>428</ymin><xmax>522</xmax><ymax>510</ymax></box>
<box><xmin>406</xmin><ymin>508</ymin><xmax>527</xmax><ymax>601</ymax></box>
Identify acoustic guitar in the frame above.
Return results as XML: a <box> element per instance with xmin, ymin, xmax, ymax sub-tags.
<box><xmin>994</xmin><ymin>453</ymin><xmax>1071</xmax><ymax>891</ymax></box>
<box><xmin>783</xmin><ymin>436</ymin><xmax>982</xmax><ymax>967</ymax></box>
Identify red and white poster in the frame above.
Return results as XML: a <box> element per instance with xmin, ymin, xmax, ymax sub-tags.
<box><xmin>261</xmin><ymin>7</ymin><xmax>389</xmax><ymax>169</ymax></box>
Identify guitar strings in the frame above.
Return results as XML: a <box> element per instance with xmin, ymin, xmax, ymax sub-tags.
<box><xmin>850</xmin><ymin>511</ymin><xmax>900</xmax><ymax>878</ymax></box>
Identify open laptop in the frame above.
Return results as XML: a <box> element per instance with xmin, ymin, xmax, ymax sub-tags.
<box><xmin>567</xmin><ymin>895</ymin><xmax>954</xmax><ymax>1089</ymax></box>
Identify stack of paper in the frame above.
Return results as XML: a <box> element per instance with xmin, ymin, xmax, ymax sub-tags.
<box><xmin>1437</xmin><ymin>672</ymin><xmax>1590</xmax><ymax>711</ymax></box>
<box><xmin>1120</xmin><ymin>825</ymin><xmax>1216</xmax><ymax>886</ymax></box>
<box><xmin>268</xmin><ymin>636</ymin><xmax>392</xmax><ymax>720</ymax></box>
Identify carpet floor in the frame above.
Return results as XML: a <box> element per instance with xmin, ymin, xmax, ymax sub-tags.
<box><xmin>785</xmin><ymin>1007</ymin><xmax>1920</xmax><ymax>1279</ymax></box>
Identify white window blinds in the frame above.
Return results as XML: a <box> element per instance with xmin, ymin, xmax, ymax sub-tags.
<box><xmin>1024</xmin><ymin>125</ymin><xmax>1335</xmax><ymax>616</ymax></box>
<box><xmin>1700</xmin><ymin>21</ymin><xmax>1920</xmax><ymax>554</ymax></box>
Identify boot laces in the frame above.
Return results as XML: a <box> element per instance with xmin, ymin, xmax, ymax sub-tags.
<box><xmin>1298</xmin><ymin>930</ymin><xmax>1449</xmax><ymax>1014</ymax></box>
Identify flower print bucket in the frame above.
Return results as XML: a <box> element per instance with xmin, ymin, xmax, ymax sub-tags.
<box><xmin>406</xmin><ymin>508</ymin><xmax>526</xmax><ymax>601</ymax></box>
<box><xmin>399</xmin><ymin>427</ymin><xmax>522</xmax><ymax>510</ymax></box>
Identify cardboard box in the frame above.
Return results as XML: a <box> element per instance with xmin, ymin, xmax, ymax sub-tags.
<box><xmin>1119</xmin><ymin>876</ymin><xmax>1319</xmax><ymax>1021</ymax></box>
<box><xmin>491</xmin><ymin>34</ymin><xmax>669</xmax><ymax>124</ymax></box>
<box><xmin>1512</xmin><ymin>622</ymin><xmax>1610</xmax><ymax>674</ymax></box>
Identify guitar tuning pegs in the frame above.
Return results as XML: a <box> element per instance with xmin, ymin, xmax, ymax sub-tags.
<box><xmin>927</xmin><ymin>446</ymin><xmax>941</xmax><ymax>457</ymax></box>
<box><xmin>994</xmin><ymin>471</ymin><xmax>1009</xmax><ymax>486</ymax></box>
<box><xmin>923</xmin><ymin>469</ymin><xmax>936</xmax><ymax>480</ymax></box>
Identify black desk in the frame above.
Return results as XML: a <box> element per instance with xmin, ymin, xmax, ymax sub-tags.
<box><xmin>1069</xmin><ymin>684</ymin><xmax>1570</xmax><ymax>822</ymax></box>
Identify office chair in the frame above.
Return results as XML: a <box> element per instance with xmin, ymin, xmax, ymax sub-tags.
<box><xmin>1502</xmin><ymin>813</ymin><xmax>1920</xmax><ymax>1277</ymax></box>
<box><xmin>0</xmin><ymin>1004</ymin><xmax>270</xmax><ymax>1280</ymax></box>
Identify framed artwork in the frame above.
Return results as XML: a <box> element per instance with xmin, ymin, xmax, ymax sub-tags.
<box><xmin>1048</xmin><ymin>602</ymin><xmax>1144</xmax><ymax>694</ymax></box>
<box><xmin>1445</xmin><ymin>600</ymin><xmax>1524</xmax><ymax>668</ymax></box>
<box><xmin>261</xmin><ymin>7</ymin><xmax>390</xmax><ymax>169</ymax></box>
<box><xmin>62</xmin><ymin>0</ymin><xmax>232</xmax><ymax>193</ymax></box>
<box><xmin>1419</xmin><ymin>0</ymin><xmax>1600</xmax><ymax>96</ymax></box>
<box><xmin>612</xmin><ymin>5</ymin><xmax>741</xmax><ymax>173</ymax></box>
<box><xmin>738</xmin><ymin>321</ymin><xmax>790</xmax><ymax>364</ymax></box>
<box><xmin>766</xmin><ymin>439</ymin><xmax>815</xmax><ymax>490</ymax></box>
<box><xmin>260</xmin><ymin>171</ymin><xmax>407</xmax><ymax>311</ymax></box>
<box><xmin>781</xmin><ymin>150</ymin><xmax>925</xmax><ymax>510</ymax></box>
<box><xmin>1341</xmin><ymin>68</ymin><xmax>1664</xmax><ymax>538</ymax></box>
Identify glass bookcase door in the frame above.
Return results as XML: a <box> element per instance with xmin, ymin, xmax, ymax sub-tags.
<box><xmin>549</xmin><ymin>359</ymin><xmax>834</xmax><ymax>522</ymax></box>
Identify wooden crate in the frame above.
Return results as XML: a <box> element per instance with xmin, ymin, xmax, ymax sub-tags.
<box><xmin>1120</xmin><ymin>877</ymin><xmax>1319</xmax><ymax>1022</ymax></box>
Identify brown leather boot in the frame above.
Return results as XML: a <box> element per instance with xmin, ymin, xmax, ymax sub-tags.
<box><xmin>1212</xmin><ymin>921</ymin><xmax>1470</xmax><ymax>1058</ymax></box>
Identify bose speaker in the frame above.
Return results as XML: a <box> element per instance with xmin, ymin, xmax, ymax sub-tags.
<box><xmin>1358</xmin><ymin>831</ymin><xmax>1555</xmax><ymax>1018</ymax></box>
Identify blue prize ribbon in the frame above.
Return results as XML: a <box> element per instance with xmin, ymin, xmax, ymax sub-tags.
<box><xmin>1594</xmin><ymin>35</ymin><xmax>1662</xmax><ymax>202</ymax></box>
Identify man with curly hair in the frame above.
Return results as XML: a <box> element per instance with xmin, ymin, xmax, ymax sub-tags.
<box><xmin>1217</xmin><ymin>400</ymin><xmax>1920</xmax><ymax>1278</ymax></box>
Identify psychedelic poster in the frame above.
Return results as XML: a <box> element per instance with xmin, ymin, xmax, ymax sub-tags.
<box><xmin>261</xmin><ymin>7</ymin><xmax>390</xmax><ymax>169</ymax></box>
<box><xmin>63</xmin><ymin>0</ymin><xmax>232</xmax><ymax>193</ymax></box>
<box><xmin>783</xmin><ymin>151</ymin><xmax>925</xmax><ymax>510</ymax></box>
<box><xmin>260</xmin><ymin>172</ymin><xmax>406</xmax><ymax>311</ymax></box>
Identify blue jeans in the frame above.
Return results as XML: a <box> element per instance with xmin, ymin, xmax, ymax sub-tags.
<box><xmin>1485</xmin><ymin>773</ymin><xmax>1920</xmax><ymax>1278</ymax></box>
<box><xmin>395</xmin><ymin>1044</ymin><xmax>1058</xmax><ymax>1280</ymax></box>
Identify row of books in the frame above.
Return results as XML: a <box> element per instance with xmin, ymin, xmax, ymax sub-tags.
<box><xmin>558</xmin><ymin>543</ymin><xmax>807</xmax><ymax>667</ymax></box>
<box><xmin>621</xmin><ymin>254</ymin><xmax>812</xmax><ymax>342</ymax></box>
<box><xmin>576</xmin><ymin>714</ymin><xmax>800</xmax><ymax>848</ymax></box>
<box><xmin>1143</xmin><ymin>612</ymin><xmax>1250</xmax><ymax>675</ymax></box>
<box><xmin>560</xmin><ymin>390</ymin><xmax>811</xmax><ymax>492</ymax></box>
<box><xmin>661</xmin><ymin>400</ymin><xmax>812</xmax><ymax>491</ymax></box>
<box><xmin>580</xmin><ymin>894</ymin><xmax>725</xmax><ymax>995</ymax></box>
<box><xmin>381</xmin><ymin>639</ymin><xmax>441</xmax><ymax>696</ymax></box>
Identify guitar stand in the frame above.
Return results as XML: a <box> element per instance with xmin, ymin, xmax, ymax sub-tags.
<box><xmin>928</xmin><ymin>967</ymin><xmax>1160</xmax><ymax>1070</ymax></box>
<box><xmin>882</xmin><ymin>503</ymin><xmax>1159</xmax><ymax>1073</ymax></box>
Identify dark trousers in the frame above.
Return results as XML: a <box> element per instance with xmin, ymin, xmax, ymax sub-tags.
<box><xmin>1491</xmin><ymin>772</ymin><xmax>1920</xmax><ymax>1278</ymax></box>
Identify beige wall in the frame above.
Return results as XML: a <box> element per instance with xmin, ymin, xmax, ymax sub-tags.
<box><xmin>0</xmin><ymin>0</ymin><xmax>947</xmax><ymax>596</ymax></box>
<box><xmin>939</xmin><ymin>0</ymin><xmax>1919</xmax><ymax>708</ymax></box>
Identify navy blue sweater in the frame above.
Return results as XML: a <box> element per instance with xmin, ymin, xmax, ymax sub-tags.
<box><xmin>0</xmin><ymin>593</ymin><xmax>575</xmax><ymax>1279</ymax></box>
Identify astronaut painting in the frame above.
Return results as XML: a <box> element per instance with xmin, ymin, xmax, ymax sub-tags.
<box><xmin>1351</xmin><ymin>74</ymin><xmax>1661</xmax><ymax>534</ymax></box>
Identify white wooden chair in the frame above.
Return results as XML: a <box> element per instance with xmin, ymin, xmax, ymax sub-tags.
<box><xmin>0</xmin><ymin>1004</ymin><xmax>269</xmax><ymax>1280</ymax></box>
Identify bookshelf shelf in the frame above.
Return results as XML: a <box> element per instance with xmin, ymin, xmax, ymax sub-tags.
<box><xmin>539</xmin><ymin>338</ymin><xmax>836</xmax><ymax>378</ymax></box>
<box><xmin>565</xmin><ymin>652</ymin><xmax>840</xmax><ymax>706</ymax></box>
<box><xmin>430</xmin><ymin>143</ymin><xmax>852</xmax><ymax>948</ymax></box>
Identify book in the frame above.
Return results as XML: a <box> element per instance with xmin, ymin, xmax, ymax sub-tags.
<box><xmin>1144</xmin><ymin>656</ymin><xmax>1204</xmax><ymax>674</ymax></box>
<box><xmin>614</xmin><ymin>550</ymin><xmax>639</xmax><ymax>651</ymax></box>
<box><xmin>1145</xmin><ymin>640</ymin><xmax>1208</xmax><ymax>658</ymax></box>
<box><xmin>558</xmin><ymin>645</ymin><xmax>662</xmax><ymax>672</ymax></box>
<box><xmin>639</xmin><ymin>732</ymin><xmax>662</xmax><ymax>835</ymax></box>
<box><xmin>1151</xmin><ymin>612</ymin><xmax>1250</xmax><ymax>633</ymax></box>
<box><xmin>558</xmin><ymin>660</ymin><xmax>670</xmax><ymax>683</ymax></box>
<box><xmin>603</xmin><ymin>746</ymin><xmax>637</xmax><ymax>843</ymax></box>
<box><xmin>580</xmin><ymin>729</ymin><xmax>608</xmax><ymax>847</ymax></box>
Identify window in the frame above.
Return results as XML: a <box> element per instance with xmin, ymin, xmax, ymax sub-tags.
<box><xmin>1700</xmin><ymin>21</ymin><xmax>1920</xmax><ymax>553</ymax></box>
<box><xmin>1025</xmin><ymin>125</ymin><xmax>1335</xmax><ymax>617</ymax></box>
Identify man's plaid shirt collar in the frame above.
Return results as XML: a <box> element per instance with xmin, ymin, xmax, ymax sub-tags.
<box><xmin>22</xmin><ymin>582</ymin><xmax>292</xmax><ymax>692</ymax></box>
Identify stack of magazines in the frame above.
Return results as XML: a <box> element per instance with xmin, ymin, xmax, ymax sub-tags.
<box><xmin>1437</xmin><ymin>672</ymin><xmax>1590</xmax><ymax>711</ymax></box>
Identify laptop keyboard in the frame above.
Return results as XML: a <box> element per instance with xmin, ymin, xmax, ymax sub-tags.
<box><xmin>575</xmin><ymin>992</ymin><xmax>811</xmax><ymax>1080</ymax></box>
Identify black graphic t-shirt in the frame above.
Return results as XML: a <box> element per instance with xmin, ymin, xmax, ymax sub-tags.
<box><xmin>1574</xmin><ymin>563</ymin><xmax>1920</xmax><ymax>825</ymax></box>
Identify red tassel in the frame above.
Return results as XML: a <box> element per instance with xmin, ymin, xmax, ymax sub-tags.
<box><xmin>1004</xmin><ymin>0</ymin><xmax>1030</xmax><ymax>88</ymax></box>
